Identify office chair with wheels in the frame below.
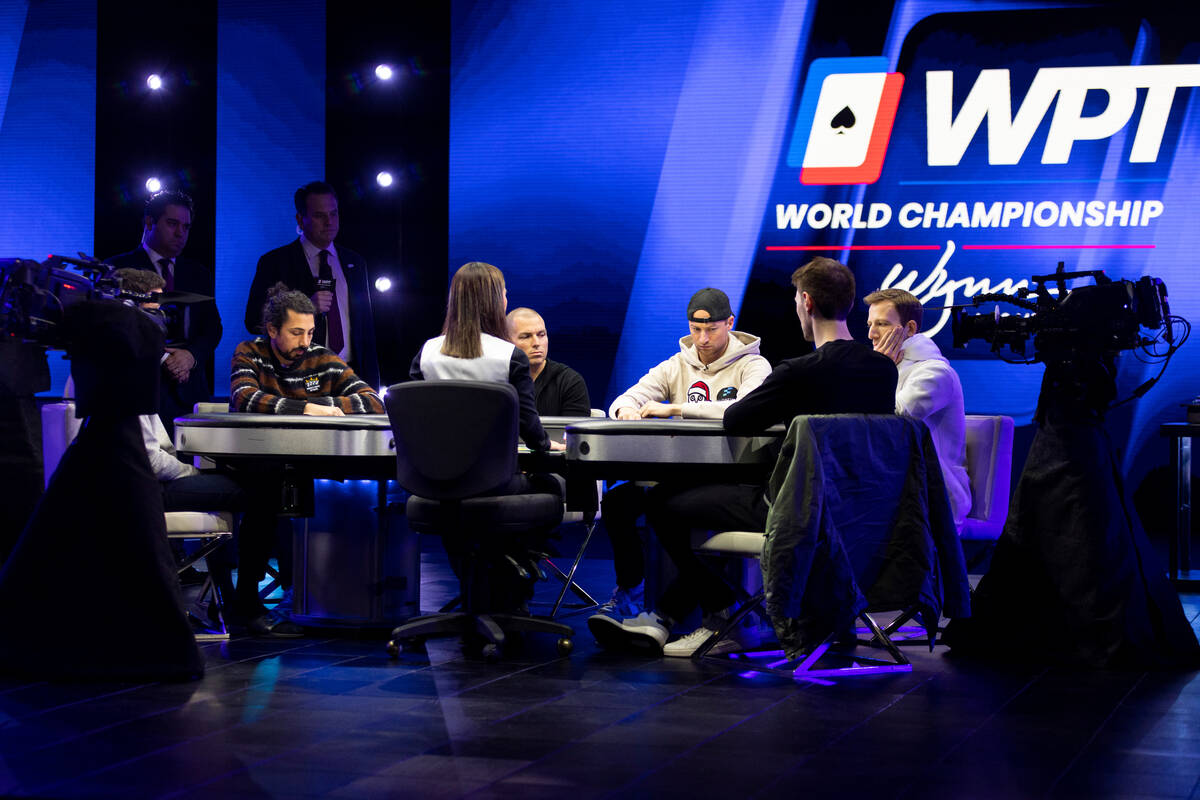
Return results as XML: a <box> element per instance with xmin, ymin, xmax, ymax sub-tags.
<box><xmin>384</xmin><ymin>380</ymin><xmax>573</xmax><ymax>659</ymax></box>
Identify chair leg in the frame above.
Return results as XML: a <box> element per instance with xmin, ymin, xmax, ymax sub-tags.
<box><xmin>176</xmin><ymin>536</ymin><xmax>231</xmax><ymax>573</ymax></box>
<box><xmin>489</xmin><ymin>613</ymin><xmax>573</xmax><ymax>640</ymax></box>
<box><xmin>259</xmin><ymin>564</ymin><xmax>281</xmax><ymax>604</ymax></box>
<box><xmin>390</xmin><ymin>611</ymin><xmax>473</xmax><ymax>642</ymax></box>
<box><xmin>859</xmin><ymin>611</ymin><xmax>910</xmax><ymax>667</ymax></box>
<box><xmin>701</xmin><ymin>609</ymin><xmax>911</xmax><ymax>679</ymax></box>
<box><xmin>473</xmin><ymin>614</ymin><xmax>506</xmax><ymax>646</ymax></box>
<box><xmin>876</xmin><ymin>605</ymin><xmax>938</xmax><ymax>651</ymax></box>
<box><xmin>547</xmin><ymin>520</ymin><xmax>599</xmax><ymax>616</ymax></box>
<box><xmin>189</xmin><ymin>575</ymin><xmax>230</xmax><ymax>641</ymax></box>
<box><xmin>694</xmin><ymin>591</ymin><xmax>765</xmax><ymax>659</ymax></box>
<box><xmin>880</xmin><ymin>606</ymin><xmax>916</xmax><ymax>638</ymax></box>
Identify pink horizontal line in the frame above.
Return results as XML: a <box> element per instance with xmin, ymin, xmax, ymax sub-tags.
<box><xmin>961</xmin><ymin>244</ymin><xmax>1155</xmax><ymax>250</ymax></box>
<box><xmin>764</xmin><ymin>245</ymin><xmax>941</xmax><ymax>251</ymax></box>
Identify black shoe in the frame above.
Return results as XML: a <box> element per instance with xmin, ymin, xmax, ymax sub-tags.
<box><xmin>246</xmin><ymin>611</ymin><xmax>305</xmax><ymax>638</ymax></box>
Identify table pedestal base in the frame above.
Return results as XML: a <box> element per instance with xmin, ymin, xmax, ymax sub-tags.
<box><xmin>291</xmin><ymin>480</ymin><xmax>420</xmax><ymax>628</ymax></box>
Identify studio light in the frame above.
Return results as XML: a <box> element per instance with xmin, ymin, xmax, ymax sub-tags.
<box><xmin>145</xmin><ymin>177</ymin><xmax>162</xmax><ymax>193</ymax></box>
<box><xmin>374</xmin><ymin>276</ymin><xmax>393</xmax><ymax>292</ymax></box>
<box><xmin>376</xmin><ymin>171</ymin><xmax>394</xmax><ymax>188</ymax></box>
<box><xmin>146</xmin><ymin>74</ymin><xmax>163</xmax><ymax>91</ymax></box>
<box><xmin>375</xmin><ymin>64</ymin><xmax>394</xmax><ymax>81</ymax></box>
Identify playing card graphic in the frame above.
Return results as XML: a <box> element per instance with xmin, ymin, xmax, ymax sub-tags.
<box><xmin>786</xmin><ymin>57</ymin><xmax>904</xmax><ymax>185</ymax></box>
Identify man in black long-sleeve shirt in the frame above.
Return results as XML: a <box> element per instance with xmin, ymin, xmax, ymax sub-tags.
<box><xmin>589</xmin><ymin>257</ymin><xmax>897</xmax><ymax>657</ymax></box>
<box><xmin>506</xmin><ymin>307</ymin><xmax>591</xmax><ymax>416</ymax></box>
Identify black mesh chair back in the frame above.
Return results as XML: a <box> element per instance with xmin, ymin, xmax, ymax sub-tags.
<box><xmin>387</xmin><ymin>380</ymin><xmax>518</xmax><ymax>500</ymax></box>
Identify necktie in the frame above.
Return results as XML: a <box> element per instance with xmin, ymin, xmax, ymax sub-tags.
<box><xmin>158</xmin><ymin>258</ymin><xmax>175</xmax><ymax>292</ymax></box>
<box><xmin>319</xmin><ymin>249</ymin><xmax>344</xmax><ymax>354</ymax></box>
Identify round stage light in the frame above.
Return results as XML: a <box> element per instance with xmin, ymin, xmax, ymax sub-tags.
<box><xmin>145</xmin><ymin>177</ymin><xmax>162</xmax><ymax>193</ymax></box>
<box><xmin>375</xmin><ymin>64</ymin><xmax>394</xmax><ymax>81</ymax></box>
<box><xmin>146</xmin><ymin>74</ymin><xmax>163</xmax><ymax>90</ymax></box>
<box><xmin>376</xmin><ymin>171</ymin><xmax>394</xmax><ymax>188</ymax></box>
<box><xmin>374</xmin><ymin>276</ymin><xmax>393</xmax><ymax>292</ymax></box>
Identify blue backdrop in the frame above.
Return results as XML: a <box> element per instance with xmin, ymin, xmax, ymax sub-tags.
<box><xmin>0</xmin><ymin>1</ymin><xmax>1195</xmax><ymax>495</ymax></box>
<box><xmin>449</xmin><ymin>0</ymin><xmax>1200</xmax><ymax>490</ymax></box>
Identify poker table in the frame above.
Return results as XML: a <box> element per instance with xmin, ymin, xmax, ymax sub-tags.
<box><xmin>174</xmin><ymin>413</ymin><xmax>786</xmax><ymax>628</ymax></box>
<box><xmin>564</xmin><ymin>418</ymin><xmax>785</xmax><ymax>482</ymax></box>
<box><xmin>173</xmin><ymin>412</ymin><xmax>588</xmax><ymax>627</ymax></box>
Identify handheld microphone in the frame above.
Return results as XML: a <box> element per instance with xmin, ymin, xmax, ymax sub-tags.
<box><xmin>315</xmin><ymin>276</ymin><xmax>336</xmax><ymax>294</ymax></box>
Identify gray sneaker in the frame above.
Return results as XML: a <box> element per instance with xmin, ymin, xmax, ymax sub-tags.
<box><xmin>597</xmin><ymin>582</ymin><xmax>645</xmax><ymax>617</ymax></box>
<box><xmin>588</xmin><ymin>610</ymin><xmax>670</xmax><ymax>653</ymax></box>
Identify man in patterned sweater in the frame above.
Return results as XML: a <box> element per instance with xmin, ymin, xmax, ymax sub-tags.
<box><xmin>232</xmin><ymin>283</ymin><xmax>383</xmax><ymax>415</ymax></box>
<box><xmin>228</xmin><ymin>284</ymin><xmax>382</xmax><ymax>634</ymax></box>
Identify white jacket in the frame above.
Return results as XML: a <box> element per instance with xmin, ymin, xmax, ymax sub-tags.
<box><xmin>895</xmin><ymin>334</ymin><xmax>971</xmax><ymax>532</ymax></box>
<box><xmin>609</xmin><ymin>330</ymin><xmax>771</xmax><ymax>419</ymax></box>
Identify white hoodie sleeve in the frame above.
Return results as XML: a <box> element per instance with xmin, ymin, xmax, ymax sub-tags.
<box><xmin>896</xmin><ymin>359</ymin><xmax>956</xmax><ymax>420</ymax></box>
<box><xmin>608</xmin><ymin>357</ymin><xmax>676</xmax><ymax>417</ymax></box>
<box><xmin>679</xmin><ymin>354</ymin><xmax>773</xmax><ymax>419</ymax></box>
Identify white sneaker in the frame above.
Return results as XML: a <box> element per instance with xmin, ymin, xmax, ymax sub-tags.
<box><xmin>588</xmin><ymin>610</ymin><xmax>670</xmax><ymax>652</ymax></box>
<box><xmin>663</xmin><ymin>620</ymin><xmax>759</xmax><ymax>658</ymax></box>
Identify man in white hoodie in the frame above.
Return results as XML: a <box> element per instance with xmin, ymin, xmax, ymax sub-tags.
<box><xmin>865</xmin><ymin>288</ymin><xmax>972</xmax><ymax>532</ymax></box>
<box><xmin>598</xmin><ymin>288</ymin><xmax>771</xmax><ymax>615</ymax></box>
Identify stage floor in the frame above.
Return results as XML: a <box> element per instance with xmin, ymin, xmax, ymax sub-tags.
<box><xmin>1</xmin><ymin>540</ymin><xmax>1198</xmax><ymax>799</ymax></box>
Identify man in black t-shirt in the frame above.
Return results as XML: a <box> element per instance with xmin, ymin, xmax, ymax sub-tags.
<box><xmin>506</xmin><ymin>307</ymin><xmax>591</xmax><ymax>416</ymax></box>
<box><xmin>589</xmin><ymin>257</ymin><xmax>897</xmax><ymax>657</ymax></box>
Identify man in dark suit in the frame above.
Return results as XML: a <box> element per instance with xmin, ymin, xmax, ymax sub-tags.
<box><xmin>106</xmin><ymin>191</ymin><xmax>223</xmax><ymax>437</ymax></box>
<box><xmin>243</xmin><ymin>181</ymin><xmax>380</xmax><ymax>389</ymax></box>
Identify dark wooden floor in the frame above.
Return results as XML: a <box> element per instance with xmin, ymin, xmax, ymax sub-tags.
<box><xmin>2</xmin><ymin>543</ymin><xmax>1199</xmax><ymax>799</ymax></box>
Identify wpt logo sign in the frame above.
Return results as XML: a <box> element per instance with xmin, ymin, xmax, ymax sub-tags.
<box><xmin>786</xmin><ymin>57</ymin><xmax>904</xmax><ymax>185</ymax></box>
<box><xmin>927</xmin><ymin>65</ymin><xmax>1200</xmax><ymax>166</ymax></box>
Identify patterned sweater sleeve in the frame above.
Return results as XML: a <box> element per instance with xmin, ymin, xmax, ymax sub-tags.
<box><xmin>329</xmin><ymin>360</ymin><xmax>384</xmax><ymax>414</ymax></box>
<box><xmin>230</xmin><ymin>342</ymin><xmax>308</xmax><ymax>414</ymax></box>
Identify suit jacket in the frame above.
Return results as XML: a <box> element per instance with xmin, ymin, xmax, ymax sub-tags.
<box><xmin>244</xmin><ymin>239</ymin><xmax>379</xmax><ymax>388</ymax></box>
<box><xmin>105</xmin><ymin>248</ymin><xmax>223</xmax><ymax>432</ymax></box>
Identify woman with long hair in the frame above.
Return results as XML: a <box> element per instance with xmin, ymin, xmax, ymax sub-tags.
<box><xmin>409</xmin><ymin>262</ymin><xmax>564</xmax><ymax>613</ymax></box>
<box><xmin>410</xmin><ymin>261</ymin><xmax>562</xmax><ymax>456</ymax></box>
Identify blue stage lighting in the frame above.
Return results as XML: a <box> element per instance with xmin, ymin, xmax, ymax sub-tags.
<box><xmin>145</xmin><ymin>177</ymin><xmax>162</xmax><ymax>193</ymax></box>
<box><xmin>376</xmin><ymin>171</ymin><xmax>394</xmax><ymax>188</ymax></box>
<box><xmin>374</xmin><ymin>276</ymin><xmax>393</xmax><ymax>292</ymax></box>
<box><xmin>146</xmin><ymin>74</ymin><xmax>163</xmax><ymax>90</ymax></box>
<box><xmin>375</xmin><ymin>64</ymin><xmax>394</xmax><ymax>81</ymax></box>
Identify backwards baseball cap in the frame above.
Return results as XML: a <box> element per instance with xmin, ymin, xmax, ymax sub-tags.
<box><xmin>687</xmin><ymin>287</ymin><xmax>733</xmax><ymax>322</ymax></box>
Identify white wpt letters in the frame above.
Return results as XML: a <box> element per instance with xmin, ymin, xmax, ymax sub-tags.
<box><xmin>926</xmin><ymin>65</ymin><xmax>1200</xmax><ymax>166</ymax></box>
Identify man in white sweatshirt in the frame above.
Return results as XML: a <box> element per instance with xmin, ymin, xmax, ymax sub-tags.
<box><xmin>865</xmin><ymin>288</ymin><xmax>972</xmax><ymax>531</ymax></box>
<box><xmin>598</xmin><ymin>288</ymin><xmax>771</xmax><ymax>615</ymax></box>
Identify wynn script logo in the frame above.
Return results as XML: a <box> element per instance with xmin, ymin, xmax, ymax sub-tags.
<box><xmin>878</xmin><ymin>240</ymin><xmax>1029</xmax><ymax>338</ymax></box>
<box><xmin>787</xmin><ymin>58</ymin><xmax>1200</xmax><ymax>185</ymax></box>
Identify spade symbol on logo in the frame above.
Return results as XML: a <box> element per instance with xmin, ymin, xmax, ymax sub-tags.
<box><xmin>830</xmin><ymin>106</ymin><xmax>856</xmax><ymax>134</ymax></box>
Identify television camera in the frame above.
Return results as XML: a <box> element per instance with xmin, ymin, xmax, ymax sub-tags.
<box><xmin>950</xmin><ymin>262</ymin><xmax>1189</xmax><ymax>413</ymax></box>
<box><xmin>0</xmin><ymin>255</ymin><xmax>201</xmax><ymax>349</ymax></box>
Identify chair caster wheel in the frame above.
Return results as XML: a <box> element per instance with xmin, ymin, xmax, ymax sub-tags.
<box><xmin>556</xmin><ymin>637</ymin><xmax>574</xmax><ymax>656</ymax></box>
<box><xmin>387</xmin><ymin>638</ymin><xmax>422</xmax><ymax>658</ymax></box>
<box><xmin>481</xmin><ymin>643</ymin><xmax>501</xmax><ymax>662</ymax></box>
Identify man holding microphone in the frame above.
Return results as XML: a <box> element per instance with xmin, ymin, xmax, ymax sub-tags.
<box><xmin>244</xmin><ymin>181</ymin><xmax>380</xmax><ymax>389</ymax></box>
